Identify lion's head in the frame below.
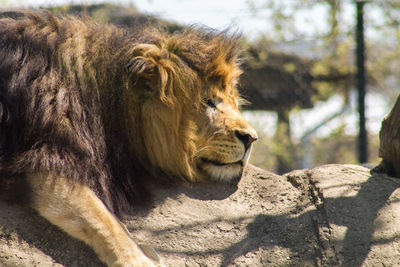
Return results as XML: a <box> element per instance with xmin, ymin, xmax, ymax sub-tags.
<box><xmin>123</xmin><ymin>28</ymin><xmax>257</xmax><ymax>185</ymax></box>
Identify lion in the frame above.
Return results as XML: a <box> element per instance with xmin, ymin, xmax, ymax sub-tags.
<box><xmin>0</xmin><ymin>11</ymin><xmax>257</xmax><ymax>266</ymax></box>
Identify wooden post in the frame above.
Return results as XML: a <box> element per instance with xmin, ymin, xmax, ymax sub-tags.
<box><xmin>356</xmin><ymin>0</ymin><xmax>368</xmax><ymax>163</ymax></box>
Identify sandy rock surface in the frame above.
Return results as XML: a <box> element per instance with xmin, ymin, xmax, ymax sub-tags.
<box><xmin>1</xmin><ymin>164</ymin><xmax>400</xmax><ymax>266</ymax></box>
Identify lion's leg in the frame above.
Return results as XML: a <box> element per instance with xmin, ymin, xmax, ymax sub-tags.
<box><xmin>27</xmin><ymin>173</ymin><xmax>158</xmax><ymax>267</ymax></box>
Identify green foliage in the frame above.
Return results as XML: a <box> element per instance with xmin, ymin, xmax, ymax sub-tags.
<box><xmin>311</xmin><ymin>127</ymin><xmax>380</xmax><ymax>167</ymax></box>
<box><xmin>1</xmin><ymin>0</ymin><xmax>10</xmax><ymax>7</ymax></box>
<box><xmin>283</xmin><ymin>62</ymin><xmax>296</xmax><ymax>73</ymax></box>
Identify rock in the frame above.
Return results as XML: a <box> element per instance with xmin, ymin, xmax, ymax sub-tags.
<box><xmin>1</xmin><ymin>164</ymin><xmax>400</xmax><ymax>266</ymax></box>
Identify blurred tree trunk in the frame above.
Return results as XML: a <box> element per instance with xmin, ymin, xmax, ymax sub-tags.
<box><xmin>374</xmin><ymin>94</ymin><xmax>400</xmax><ymax>177</ymax></box>
<box><xmin>274</xmin><ymin>110</ymin><xmax>296</xmax><ymax>174</ymax></box>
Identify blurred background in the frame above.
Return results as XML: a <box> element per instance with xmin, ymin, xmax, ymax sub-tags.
<box><xmin>2</xmin><ymin>0</ymin><xmax>399</xmax><ymax>174</ymax></box>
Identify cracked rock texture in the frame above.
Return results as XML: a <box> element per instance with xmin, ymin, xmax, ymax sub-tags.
<box><xmin>1</xmin><ymin>164</ymin><xmax>400</xmax><ymax>266</ymax></box>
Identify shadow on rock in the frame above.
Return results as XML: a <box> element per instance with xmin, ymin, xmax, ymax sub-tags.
<box><xmin>326</xmin><ymin>171</ymin><xmax>400</xmax><ymax>267</ymax></box>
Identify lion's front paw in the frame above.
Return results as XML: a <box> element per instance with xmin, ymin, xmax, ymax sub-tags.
<box><xmin>112</xmin><ymin>244</ymin><xmax>164</xmax><ymax>267</ymax></box>
<box><xmin>113</xmin><ymin>253</ymin><xmax>158</xmax><ymax>267</ymax></box>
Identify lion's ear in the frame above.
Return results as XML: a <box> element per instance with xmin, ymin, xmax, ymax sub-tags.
<box><xmin>126</xmin><ymin>44</ymin><xmax>174</xmax><ymax>103</ymax></box>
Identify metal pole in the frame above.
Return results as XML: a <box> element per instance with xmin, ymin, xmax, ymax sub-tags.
<box><xmin>356</xmin><ymin>0</ymin><xmax>368</xmax><ymax>163</ymax></box>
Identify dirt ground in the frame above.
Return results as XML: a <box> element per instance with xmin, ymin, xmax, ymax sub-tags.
<box><xmin>1</xmin><ymin>164</ymin><xmax>400</xmax><ymax>267</ymax></box>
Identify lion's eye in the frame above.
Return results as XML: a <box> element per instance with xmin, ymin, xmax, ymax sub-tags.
<box><xmin>205</xmin><ymin>99</ymin><xmax>217</xmax><ymax>108</ymax></box>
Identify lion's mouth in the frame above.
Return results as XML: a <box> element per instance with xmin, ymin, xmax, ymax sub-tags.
<box><xmin>200</xmin><ymin>158</ymin><xmax>243</xmax><ymax>167</ymax></box>
<box><xmin>198</xmin><ymin>157</ymin><xmax>244</xmax><ymax>184</ymax></box>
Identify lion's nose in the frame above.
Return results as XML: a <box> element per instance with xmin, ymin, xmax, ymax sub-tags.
<box><xmin>235</xmin><ymin>130</ymin><xmax>258</xmax><ymax>150</ymax></box>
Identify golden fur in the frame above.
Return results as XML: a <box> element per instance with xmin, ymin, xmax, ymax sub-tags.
<box><xmin>0</xmin><ymin>11</ymin><xmax>257</xmax><ymax>266</ymax></box>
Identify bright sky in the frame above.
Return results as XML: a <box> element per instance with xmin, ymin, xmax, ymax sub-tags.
<box><xmin>132</xmin><ymin>0</ymin><xmax>258</xmax><ymax>30</ymax></box>
<box><xmin>4</xmin><ymin>0</ymin><xmax>330</xmax><ymax>40</ymax></box>
<box><xmin>5</xmin><ymin>0</ymin><xmax>269</xmax><ymax>38</ymax></box>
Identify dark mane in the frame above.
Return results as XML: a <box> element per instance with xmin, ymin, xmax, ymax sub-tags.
<box><xmin>0</xmin><ymin>11</ymin><xmax>242</xmax><ymax>214</ymax></box>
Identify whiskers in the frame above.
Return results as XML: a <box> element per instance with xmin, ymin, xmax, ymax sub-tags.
<box><xmin>193</xmin><ymin>145</ymin><xmax>212</xmax><ymax>160</ymax></box>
